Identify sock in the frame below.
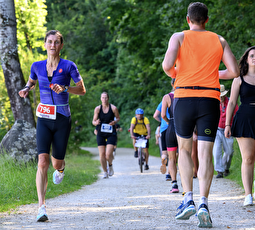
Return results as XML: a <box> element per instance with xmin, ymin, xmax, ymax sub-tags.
<box><xmin>109</xmin><ymin>164</ymin><xmax>112</xmax><ymax>167</ymax></box>
<box><xmin>58</xmin><ymin>168</ymin><xmax>65</xmax><ymax>173</ymax></box>
<box><xmin>184</xmin><ymin>191</ymin><xmax>193</xmax><ymax>204</ymax></box>
<box><xmin>199</xmin><ymin>196</ymin><xmax>208</xmax><ymax>207</ymax></box>
<box><xmin>172</xmin><ymin>180</ymin><xmax>177</xmax><ymax>184</ymax></box>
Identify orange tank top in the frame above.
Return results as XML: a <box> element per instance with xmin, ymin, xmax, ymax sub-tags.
<box><xmin>174</xmin><ymin>30</ymin><xmax>223</xmax><ymax>101</ymax></box>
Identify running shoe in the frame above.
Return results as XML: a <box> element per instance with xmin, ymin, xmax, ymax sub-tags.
<box><xmin>166</xmin><ymin>174</ymin><xmax>172</xmax><ymax>181</ymax></box>
<box><xmin>103</xmin><ymin>171</ymin><xmax>108</xmax><ymax>179</ymax></box>
<box><xmin>243</xmin><ymin>194</ymin><xmax>253</xmax><ymax>206</ymax></box>
<box><xmin>216</xmin><ymin>171</ymin><xmax>223</xmax><ymax>178</ymax></box>
<box><xmin>144</xmin><ymin>164</ymin><xmax>149</xmax><ymax>170</ymax></box>
<box><xmin>108</xmin><ymin>165</ymin><xmax>114</xmax><ymax>176</ymax></box>
<box><xmin>197</xmin><ymin>203</ymin><xmax>212</xmax><ymax>228</ymax></box>
<box><xmin>134</xmin><ymin>150</ymin><xmax>138</xmax><ymax>158</ymax></box>
<box><xmin>224</xmin><ymin>169</ymin><xmax>230</xmax><ymax>177</ymax></box>
<box><xmin>160</xmin><ymin>157</ymin><xmax>167</xmax><ymax>174</ymax></box>
<box><xmin>37</xmin><ymin>204</ymin><xmax>48</xmax><ymax>222</ymax></box>
<box><xmin>175</xmin><ymin>200</ymin><xmax>196</xmax><ymax>220</ymax></box>
<box><xmin>170</xmin><ymin>183</ymin><xmax>179</xmax><ymax>193</ymax></box>
<box><xmin>53</xmin><ymin>170</ymin><xmax>65</xmax><ymax>184</ymax></box>
<box><xmin>176</xmin><ymin>200</ymin><xmax>184</xmax><ymax>212</ymax></box>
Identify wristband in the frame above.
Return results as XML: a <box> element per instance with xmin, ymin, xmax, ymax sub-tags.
<box><xmin>63</xmin><ymin>85</ymin><xmax>69</xmax><ymax>93</ymax></box>
<box><xmin>225</xmin><ymin>125</ymin><xmax>231</xmax><ymax>127</ymax></box>
<box><xmin>24</xmin><ymin>85</ymin><xmax>30</xmax><ymax>90</ymax></box>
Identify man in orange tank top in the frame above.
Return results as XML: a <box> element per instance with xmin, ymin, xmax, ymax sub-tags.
<box><xmin>162</xmin><ymin>2</ymin><xmax>239</xmax><ymax>228</ymax></box>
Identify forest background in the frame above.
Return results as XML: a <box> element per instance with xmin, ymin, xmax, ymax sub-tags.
<box><xmin>0</xmin><ymin>0</ymin><xmax>254</xmax><ymax>151</ymax></box>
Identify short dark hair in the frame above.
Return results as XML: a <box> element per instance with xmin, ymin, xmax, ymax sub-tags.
<box><xmin>44</xmin><ymin>30</ymin><xmax>63</xmax><ymax>44</ymax></box>
<box><xmin>187</xmin><ymin>2</ymin><xmax>208</xmax><ymax>25</ymax></box>
<box><xmin>239</xmin><ymin>46</ymin><xmax>255</xmax><ymax>77</ymax></box>
<box><xmin>101</xmin><ymin>91</ymin><xmax>109</xmax><ymax>99</ymax></box>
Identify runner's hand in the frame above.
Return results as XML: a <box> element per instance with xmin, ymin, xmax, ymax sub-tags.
<box><xmin>19</xmin><ymin>88</ymin><xmax>29</xmax><ymax>98</ymax></box>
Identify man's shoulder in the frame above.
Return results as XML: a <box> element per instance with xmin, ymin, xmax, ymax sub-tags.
<box><xmin>131</xmin><ymin>117</ymin><xmax>136</xmax><ymax>123</ymax></box>
<box><xmin>144</xmin><ymin>117</ymin><xmax>150</xmax><ymax>123</ymax></box>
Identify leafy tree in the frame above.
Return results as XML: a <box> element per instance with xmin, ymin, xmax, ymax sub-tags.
<box><xmin>0</xmin><ymin>0</ymin><xmax>35</xmax><ymax>126</ymax></box>
<box><xmin>15</xmin><ymin>0</ymin><xmax>47</xmax><ymax>50</ymax></box>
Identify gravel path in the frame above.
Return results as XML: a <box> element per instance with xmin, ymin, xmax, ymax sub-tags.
<box><xmin>0</xmin><ymin>147</ymin><xmax>255</xmax><ymax>230</ymax></box>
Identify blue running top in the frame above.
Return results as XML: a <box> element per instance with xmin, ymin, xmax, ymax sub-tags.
<box><xmin>156</xmin><ymin>101</ymin><xmax>170</xmax><ymax>133</ymax></box>
<box><xmin>30</xmin><ymin>58</ymin><xmax>82</xmax><ymax>117</ymax></box>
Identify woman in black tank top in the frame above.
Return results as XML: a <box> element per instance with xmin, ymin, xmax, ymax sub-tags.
<box><xmin>225</xmin><ymin>46</ymin><xmax>255</xmax><ymax>206</ymax></box>
<box><xmin>92</xmin><ymin>92</ymin><xmax>120</xmax><ymax>179</ymax></box>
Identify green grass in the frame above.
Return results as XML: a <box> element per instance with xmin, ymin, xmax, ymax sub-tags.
<box><xmin>0</xmin><ymin>149</ymin><xmax>100</xmax><ymax>212</ymax></box>
<box><xmin>226</xmin><ymin>139</ymin><xmax>243</xmax><ymax>188</ymax></box>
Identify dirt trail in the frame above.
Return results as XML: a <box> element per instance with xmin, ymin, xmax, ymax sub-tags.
<box><xmin>0</xmin><ymin>147</ymin><xmax>254</xmax><ymax>230</ymax></box>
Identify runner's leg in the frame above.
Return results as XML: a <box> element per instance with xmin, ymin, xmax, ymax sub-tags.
<box><xmin>36</xmin><ymin>153</ymin><xmax>50</xmax><ymax>207</ymax></box>
<box><xmin>197</xmin><ymin>140</ymin><xmax>214</xmax><ymax>197</ymax></box>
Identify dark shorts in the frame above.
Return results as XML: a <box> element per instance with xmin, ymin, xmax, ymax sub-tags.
<box><xmin>97</xmin><ymin>133</ymin><xmax>117</xmax><ymax>146</ymax></box>
<box><xmin>133</xmin><ymin>133</ymin><xmax>149</xmax><ymax>148</ymax></box>
<box><xmin>173</xmin><ymin>97</ymin><xmax>220</xmax><ymax>142</ymax></box>
<box><xmin>37</xmin><ymin>113</ymin><xmax>71</xmax><ymax>160</ymax></box>
<box><xmin>161</xmin><ymin>129</ymin><xmax>167</xmax><ymax>151</ymax></box>
<box><xmin>166</xmin><ymin>119</ymin><xmax>178</xmax><ymax>150</ymax></box>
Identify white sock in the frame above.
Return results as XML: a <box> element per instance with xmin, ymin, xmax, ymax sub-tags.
<box><xmin>184</xmin><ymin>191</ymin><xmax>193</xmax><ymax>204</ymax></box>
<box><xmin>199</xmin><ymin>196</ymin><xmax>208</xmax><ymax>207</ymax></box>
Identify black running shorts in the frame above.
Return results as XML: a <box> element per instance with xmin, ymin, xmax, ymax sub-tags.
<box><xmin>173</xmin><ymin>97</ymin><xmax>220</xmax><ymax>142</ymax></box>
<box><xmin>97</xmin><ymin>133</ymin><xmax>117</xmax><ymax>146</ymax></box>
<box><xmin>37</xmin><ymin>113</ymin><xmax>71</xmax><ymax>160</ymax></box>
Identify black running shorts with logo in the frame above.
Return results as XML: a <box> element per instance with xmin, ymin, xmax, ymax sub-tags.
<box><xmin>37</xmin><ymin>113</ymin><xmax>72</xmax><ymax>160</ymax></box>
<box><xmin>173</xmin><ymin>97</ymin><xmax>220</xmax><ymax>142</ymax></box>
<box><xmin>97</xmin><ymin>133</ymin><xmax>117</xmax><ymax>146</ymax></box>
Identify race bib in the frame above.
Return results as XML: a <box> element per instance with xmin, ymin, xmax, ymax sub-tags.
<box><xmin>36</xmin><ymin>103</ymin><xmax>56</xmax><ymax>120</ymax></box>
<box><xmin>101</xmin><ymin>123</ymin><xmax>113</xmax><ymax>133</ymax></box>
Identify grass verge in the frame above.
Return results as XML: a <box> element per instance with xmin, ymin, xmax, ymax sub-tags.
<box><xmin>0</xmin><ymin>149</ymin><xmax>100</xmax><ymax>213</ymax></box>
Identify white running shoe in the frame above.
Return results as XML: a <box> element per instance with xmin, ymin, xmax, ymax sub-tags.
<box><xmin>243</xmin><ymin>194</ymin><xmax>253</xmax><ymax>206</ymax></box>
<box><xmin>108</xmin><ymin>165</ymin><xmax>114</xmax><ymax>176</ymax></box>
<box><xmin>37</xmin><ymin>204</ymin><xmax>48</xmax><ymax>222</ymax></box>
<box><xmin>53</xmin><ymin>170</ymin><xmax>65</xmax><ymax>184</ymax></box>
<box><xmin>103</xmin><ymin>171</ymin><xmax>108</xmax><ymax>179</ymax></box>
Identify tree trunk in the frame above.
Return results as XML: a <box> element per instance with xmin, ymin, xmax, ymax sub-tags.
<box><xmin>0</xmin><ymin>0</ymin><xmax>35</xmax><ymax>127</ymax></box>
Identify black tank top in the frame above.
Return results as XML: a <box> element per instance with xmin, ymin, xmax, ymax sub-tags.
<box><xmin>97</xmin><ymin>104</ymin><xmax>116</xmax><ymax>135</ymax></box>
<box><xmin>240</xmin><ymin>76</ymin><xmax>255</xmax><ymax>104</ymax></box>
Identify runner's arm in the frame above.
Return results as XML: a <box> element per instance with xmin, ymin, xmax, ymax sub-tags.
<box><xmin>218</xmin><ymin>36</ymin><xmax>239</xmax><ymax>80</ymax></box>
<box><xmin>161</xmin><ymin>94</ymin><xmax>170</xmax><ymax>123</ymax></box>
<box><xmin>153</xmin><ymin>109</ymin><xmax>161</xmax><ymax>122</ymax></box>
<box><xmin>19</xmin><ymin>77</ymin><xmax>37</xmax><ymax>98</ymax></box>
<box><xmin>224</xmin><ymin>77</ymin><xmax>240</xmax><ymax>138</ymax></box>
<box><xmin>92</xmin><ymin>106</ymin><xmax>100</xmax><ymax>126</ymax></box>
<box><xmin>162</xmin><ymin>32</ymin><xmax>182</xmax><ymax>78</ymax></box>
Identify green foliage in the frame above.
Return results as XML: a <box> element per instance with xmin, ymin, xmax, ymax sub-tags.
<box><xmin>15</xmin><ymin>0</ymin><xmax>47</xmax><ymax>50</ymax></box>
<box><xmin>0</xmin><ymin>68</ymin><xmax>14</xmax><ymax>140</ymax></box>
<box><xmin>0</xmin><ymin>149</ymin><xmax>100</xmax><ymax>212</ymax></box>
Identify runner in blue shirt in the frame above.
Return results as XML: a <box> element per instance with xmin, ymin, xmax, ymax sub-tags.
<box><xmin>153</xmin><ymin>101</ymin><xmax>171</xmax><ymax>180</ymax></box>
<box><xmin>19</xmin><ymin>30</ymin><xmax>86</xmax><ymax>222</ymax></box>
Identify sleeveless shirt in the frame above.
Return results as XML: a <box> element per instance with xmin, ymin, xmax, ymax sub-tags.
<box><xmin>174</xmin><ymin>30</ymin><xmax>223</xmax><ymax>101</ymax></box>
<box><xmin>97</xmin><ymin>104</ymin><xmax>116</xmax><ymax>135</ymax></box>
<box><xmin>240</xmin><ymin>76</ymin><xmax>255</xmax><ymax>104</ymax></box>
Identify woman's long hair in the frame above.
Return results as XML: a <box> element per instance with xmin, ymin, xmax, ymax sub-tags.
<box><xmin>239</xmin><ymin>46</ymin><xmax>255</xmax><ymax>77</ymax></box>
